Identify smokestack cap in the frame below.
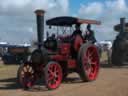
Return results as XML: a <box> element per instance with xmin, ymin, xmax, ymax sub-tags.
<box><xmin>35</xmin><ymin>9</ymin><xmax>45</xmax><ymax>16</ymax></box>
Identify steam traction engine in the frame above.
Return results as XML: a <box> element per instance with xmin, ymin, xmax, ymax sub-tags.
<box><xmin>112</xmin><ymin>18</ymin><xmax>128</xmax><ymax>66</ymax></box>
<box><xmin>17</xmin><ymin>10</ymin><xmax>101</xmax><ymax>90</ymax></box>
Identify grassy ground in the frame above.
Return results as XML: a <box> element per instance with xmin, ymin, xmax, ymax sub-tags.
<box><xmin>0</xmin><ymin>53</ymin><xmax>128</xmax><ymax>96</ymax></box>
<box><xmin>0</xmin><ymin>64</ymin><xmax>128</xmax><ymax>96</ymax></box>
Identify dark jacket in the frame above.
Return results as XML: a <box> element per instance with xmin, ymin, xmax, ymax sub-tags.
<box><xmin>84</xmin><ymin>29</ymin><xmax>96</xmax><ymax>43</ymax></box>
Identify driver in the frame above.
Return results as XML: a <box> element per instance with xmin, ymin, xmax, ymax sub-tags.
<box><xmin>84</xmin><ymin>24</ymin><xmax>96</xmax><ymax>43</ymax></box>
<box><xmin>72</xmin><ymin>23</ymin><xmax>82</xmax><ymax>37</ymax></box>
<box><xmin>71</xmin><ymin>23</ymin><xmax>83</xmax><ymax>59</ymax></box>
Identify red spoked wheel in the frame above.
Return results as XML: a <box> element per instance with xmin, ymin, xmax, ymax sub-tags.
<box><xmin>17</xmin><ymin>64</ymin><xmax>36</xmax><ymax>89</ymax></box>
<box><xmin>78</xmin><ymin>43</ymin><xmax>100</xmax><ymax>81</ymax></box>
<box><xmin>44</xmin><ymin>62</ymin><xmax>62</xmax><ymax>90</ymax></box>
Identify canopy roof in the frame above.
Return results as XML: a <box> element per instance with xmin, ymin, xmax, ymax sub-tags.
<box><xmin>46</xmin><ymin>16</ymin><xmax>101</xmax><ymax>26</ymax></box>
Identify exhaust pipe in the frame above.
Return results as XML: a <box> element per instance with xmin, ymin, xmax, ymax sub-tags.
<box><xmin>35</xmin><ymin>10</ymin><xmax>45</xmax><ymax>49</ymax></box>
<box><xmin>120</xmin><ymin>18</ymin><xmax>125</xmax><ymax>33</ymax></box>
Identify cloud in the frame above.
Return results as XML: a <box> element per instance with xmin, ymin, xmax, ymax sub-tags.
<box><xmin>0</xmin><ymin>0</ymin><xmax>69</xmax><ymax>44</ymax></box>
<box><xmin>78</xmin><ymin>0</ymin><xmax>128</xmax><ymax>41</ymax></box>
<box><xmin>79</xmin><ymin>2</ymin><xmax>103</xmax><ymax>18</ymax></box>
<box><xmin>0</xmin><ymin>0</ymin><xmax>127</xmax><ymax>44</ymax></box>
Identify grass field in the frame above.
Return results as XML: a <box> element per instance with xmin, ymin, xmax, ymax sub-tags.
<box><xmin>0</xmin><ymin>53</ymin><xmax>128</xmax><ymax>96</ymax></box>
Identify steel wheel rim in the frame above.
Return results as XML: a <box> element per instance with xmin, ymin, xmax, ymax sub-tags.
<box><xmin>19</xmin><ymin>64</ymin><xmax>35</xmax><ymax>88</ymax></box>
<box><xmin>46</xmin><ymin>63</ymin><xmax>62</xmax><ymax>89</ymax></box>
<box><xmin>82</xmin><ymin>46</ymin><xmax>99</xmax><ymax>80</ymax></box>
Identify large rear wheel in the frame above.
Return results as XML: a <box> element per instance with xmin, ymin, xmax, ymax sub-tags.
<box><xmin>78</xmin><ymin>43</ymin><xmax>100</xmax><ymax>81</ymax></box>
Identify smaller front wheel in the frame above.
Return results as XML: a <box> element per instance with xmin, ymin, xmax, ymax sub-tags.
<box><xmin>44</xmin><ymin>62</ymin><xmax>62</xmax><ymax>90</ymax></box>
<box><xmin>17</xmin><ymin>63</ymin><xmax>36</xmax><ymax>89</ymax></box>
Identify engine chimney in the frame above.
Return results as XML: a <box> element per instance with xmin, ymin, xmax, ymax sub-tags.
<box><xmin>35</xmin><ymin>10</ymin><xmax>45</xmax><ymax>49</ymax></box>
<box><xmin>120</xmin><ymin>18</ymin><xmax>125</xmax><ymax>33</ymax></box>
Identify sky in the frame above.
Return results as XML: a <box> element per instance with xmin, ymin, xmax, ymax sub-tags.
<box><xmin>0</xmin><ymin>0</ymin><xmax>128</xmax><ymax>44</ymax></box>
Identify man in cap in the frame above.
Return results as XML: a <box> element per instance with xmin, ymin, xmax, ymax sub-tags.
<box><xmin>84</xmin><ymin>24</ymin><xmax>96</xmax><ymax>43</ymax></box>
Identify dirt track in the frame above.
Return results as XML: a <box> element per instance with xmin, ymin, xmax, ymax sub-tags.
<box><xmin>0</xmin><ymin>64</ymin><xmax>128</xmax><ymax>96</ymax></box>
